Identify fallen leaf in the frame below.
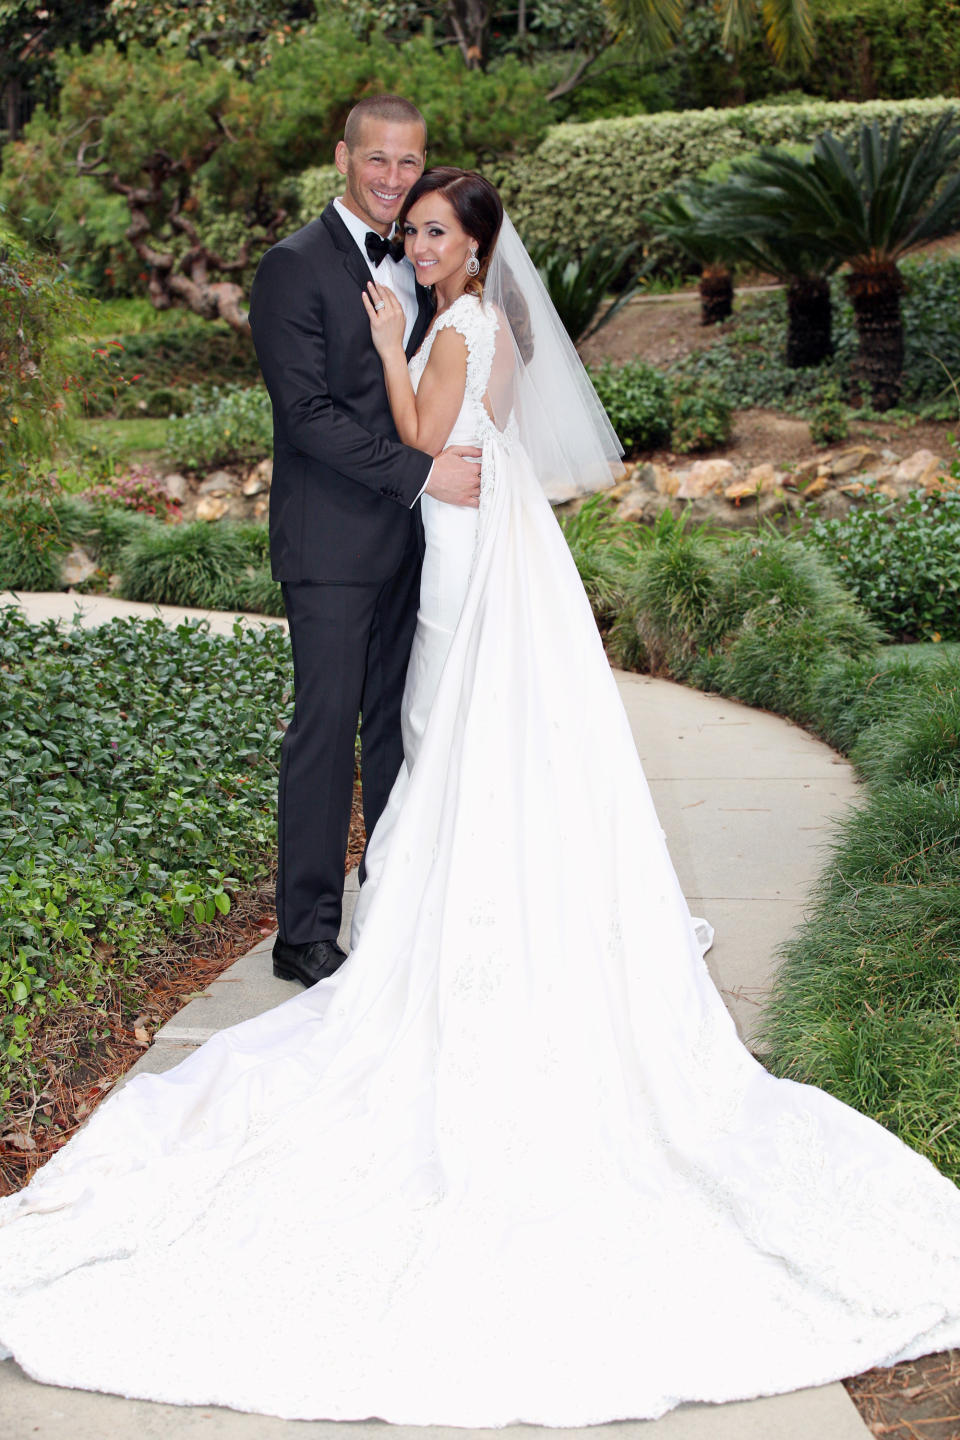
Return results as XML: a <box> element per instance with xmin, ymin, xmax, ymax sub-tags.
<box><xmin>133</xmin><ymin>1026</ymin><xmax>150</xmax><ymax>1046</ymax></box>
<box><xmin>2</xmin><ymin>1130</ymin><xmax>36</xmax><ymax>1152</ymax></box>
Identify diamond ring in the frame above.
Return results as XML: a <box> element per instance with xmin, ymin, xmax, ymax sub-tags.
<box><xmin>373</xmin><ymin>301</ymin><xmax>385</xmax><ymax>311</ymax></box>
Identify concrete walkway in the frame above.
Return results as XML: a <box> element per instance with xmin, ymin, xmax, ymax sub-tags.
<box><xmin>0</xmin><ymin>592</ymin><xmax>870</xmax><ymax>1439</ymax></box>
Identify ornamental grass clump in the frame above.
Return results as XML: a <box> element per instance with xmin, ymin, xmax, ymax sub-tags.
<box><xmin>760</xmin><ymin>780</ymin><xmax>960</xmax><ymax>1181</ymax></box>
<box><xmin>849</xmin><ymin>657</ymin><xmax>960</xmax><ymax>789</ymax></box>
<box><xmin>117</xmin><ymin>521</ymin><xmax>252</xmax><ymax>609</ymax></box>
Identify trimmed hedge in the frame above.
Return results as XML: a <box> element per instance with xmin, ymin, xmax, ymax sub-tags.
<box><xmin>498</xmin><ymin>97</ymin><xmax>960</xmax><ymax>253</ymax></box>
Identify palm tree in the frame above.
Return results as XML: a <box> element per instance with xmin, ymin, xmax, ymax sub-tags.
<box><xmin>547</xmin><ymin>0</ymin><xmax>816</xmax><ymax>102</ymax></box>
<box><xmin>703</xmin><ymin>166</ymin><xmax>841</xmax><ymax>367</ymax></box>
<box><xmin>710</xmin><ymin>117</ymin><xmax>960</xmax><ymax>407</ymax></box>
<box><xmin>644</xmin><ymin>184</ymin><xmax>738</xmax><ymax>325</ymax></box>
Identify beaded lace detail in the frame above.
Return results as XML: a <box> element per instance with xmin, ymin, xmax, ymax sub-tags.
<box><xmin>408</xmin><ymin>294</ymin><xmax>500</xmax><ymax>448</ymax></box>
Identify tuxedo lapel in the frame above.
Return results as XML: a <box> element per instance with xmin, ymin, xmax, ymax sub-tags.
<box><xmin>406</xmin><ymin>283</ymin><xmax>435</xmax><ymax>360</ymax></box>
<box><xmin>320</xmin><ymin>202</ymin><xmax>374</xmax><ymax>294</ymax></box>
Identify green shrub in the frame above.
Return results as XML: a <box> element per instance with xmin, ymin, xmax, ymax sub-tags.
<box><xmin>806</xmin><ymin>0</ymin><xmax>960</xmax><ymax>103</ymax></box>
<box><xmin>0</xmin><ymin>495</ymin><xmax>71</xmax><ymax>592</ymax></box>
<box><xmin>532</xmin><ymin>242</ymin><xmax>643</xmax><ymax>343</ymax></box>
<box><xmin>116</xmin><ymin>521</ymin><xmax>253</xmax><ymax>608</ymax></box>
<box><xmin>809</xmin><ymin>382</ymin><xmax>849</xmax><ymax>446</ymax></box>
<box><xmin>1</xmin><ymin>227</ymin><xmax>88</xmax><ymax>474</ymax></box>
<box><xmin>670</xmin><ymin>377</ymin><xmax>733</xmax><ymax>453</ymax></box>
<box><xmin>164</xmin><ymin>384</ymin><xmax>272</xmax><ymax>470</ymax></box>
<box><xmin>588</xmin><ymin>361</ymin><xmax>673</xmax><ymax>453</ymax></box>
<box><xmin>234</xmin><ymin>565</ymin><xmax>285</xmax><ymax>618</ymax></box>
<box><xmin>501</xmin><ymin>98</ymin><xmax>960</xmax><ymax>256</ymax></box>
<box><xmin>805</xmin><ymin>488</ymin><xmax>960</xmax><ymax>642</ymax></box>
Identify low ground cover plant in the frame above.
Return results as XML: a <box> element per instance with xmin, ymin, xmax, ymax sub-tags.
<box><xmin>164</xmin><ymin>384</ymin><xmax>273</xmax><ymax>471</ymax></box>
<box><xmin>806</xmin><ymin>488</ymin><xmax>960</xmax><ymax>642</ymax></box>
<box><xmin>669</xmin><ymin>255</ymin><xmax>960</xmax><ymax>418</ymax></box>
<box><xmin>0</xmin><ymin>607</ymin><xmax>290</xmax><ymax>1122</ymax></box>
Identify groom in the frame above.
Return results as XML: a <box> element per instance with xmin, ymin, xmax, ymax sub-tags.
<box><xmin>249</xmin><ymin>95</ymin><xmax>481</xmax><ymax>988</ymax></box>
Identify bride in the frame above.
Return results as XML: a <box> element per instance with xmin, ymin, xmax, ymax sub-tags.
<box><xmin>2</xmin><ymin>167</ymin><xmax>960</xmax><ymax>1427</ymax></box>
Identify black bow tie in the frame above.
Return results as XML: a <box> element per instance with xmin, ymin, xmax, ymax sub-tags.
<box><xmin>364</xmin><ymin>231</ymin><xmax>404</xmax><ymax>266</ymax></box>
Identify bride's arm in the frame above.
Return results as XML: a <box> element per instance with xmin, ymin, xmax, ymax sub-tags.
<box><xmin>362</xmin><ymin>281</ymin><xmax>467</xmax><ymax>455</ymax></box>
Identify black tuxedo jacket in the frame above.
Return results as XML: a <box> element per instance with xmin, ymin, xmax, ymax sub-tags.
<box><xmin>248</xmin><ymin>204</ymin><xmax>435</xmax><ymax>584</ymax></box>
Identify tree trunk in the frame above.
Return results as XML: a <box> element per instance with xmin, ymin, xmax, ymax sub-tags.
<box><xmin>846</xmin><ymin>266</ymin><xmax>904</xmax><ymax>411</ymax></box>
<box><xmin>445</xmin><ymin>0</ymin><xmax>490</xmax><ymax>67</ymax></box>
<box><xmin>786</xmin><ymin>275</ymin><xmax>833</xmax><ymax>368</ymax></box>
<box><xmin>5</xmin><ymin>77</ymin><xmax>22</xmax><ymax>143</ymax></box>
<box><xmin>699</xmin><ymin>268</ymin><xmax>733</xmax><ymax>325</ymax></box>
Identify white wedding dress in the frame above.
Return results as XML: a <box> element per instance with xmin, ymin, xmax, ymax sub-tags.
<box><xmin>2</xmin><ymin>294</ymin><xmax>960</xmax><ymax>1426</ymax></box>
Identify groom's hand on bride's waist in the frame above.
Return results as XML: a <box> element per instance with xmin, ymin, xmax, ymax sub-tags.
<box><xmin>424</xmin><ymin>446</ymin><xmax>483</xmax><ymax>508</ymax></box>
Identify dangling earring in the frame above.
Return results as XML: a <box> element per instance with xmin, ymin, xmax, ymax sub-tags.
<box><xmin>465</xmin><ymin>248</ymin><xmax>480</xmax><ymax>277</ymax></box>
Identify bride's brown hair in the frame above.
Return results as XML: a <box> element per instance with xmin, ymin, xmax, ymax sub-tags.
<box><xmin>398</xmin><ymin>167</ymin><xmax>503</xmax><ymax>296</ymax></box>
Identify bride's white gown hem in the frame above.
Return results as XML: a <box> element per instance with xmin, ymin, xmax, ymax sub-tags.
<box><xmin>2</xmin><ymin>294</ymin><xmax>960</xmax><ymax>1426</ymax></box>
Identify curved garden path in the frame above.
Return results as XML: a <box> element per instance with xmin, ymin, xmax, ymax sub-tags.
<box><xmin>1</xmin><ymin>591</ymin><xmax>870</xmax><ymax>1439</ymax></box>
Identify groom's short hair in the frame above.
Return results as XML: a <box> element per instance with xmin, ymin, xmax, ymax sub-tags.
<box><xmin>343</xmin><ymin>95</ymin><xmax>427</xmax><ymax>150</ymax></box>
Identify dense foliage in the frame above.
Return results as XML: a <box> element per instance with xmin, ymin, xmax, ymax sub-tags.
<box><xmin>164</xmin><ymin>384</ymin><xmax>273</xmax><ymax>469</ymax></box>
<box><xmin>0</xmin><ymin>18</ymin><xmax>550</xmax><ymax>318</ymax></box>
<box><xmin>0</xmin><ymin>227</ymin><xmax>86</xmax><ymax>473</ymax></box>
<box><xmin>669</xmin><ymin>255</ymin><xmax>960</xmax><ymax>416</ymax></box>
<box><xmin>0</xmin><ymin>607</ymin><xmax>289</xmax><ymax>1115</ymax></box>
<box><xmin>807</xmin><ymin>489</ymin><xmax>960</xmax><ymax>642</ymax></box>
<box><xmin>501</xmin><ymin>97</ymin><xmax>960</xmax><ymax>255</ymax></box>
<box><xmin>805</xmin><ymin>0</ymin><xmax>960</xmax><ymax>102</ymax></box>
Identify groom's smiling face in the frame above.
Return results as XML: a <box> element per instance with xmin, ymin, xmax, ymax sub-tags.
<box><xmin>335</xmin><ymin>119</ymin><xmax>426</xmax><ymax>237</ymax></box>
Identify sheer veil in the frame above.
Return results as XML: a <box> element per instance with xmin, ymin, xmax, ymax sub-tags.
<box><xmin>483</xmin><ymin>214</ymin><xmax>625</xmax><ymax>502</ymax></box>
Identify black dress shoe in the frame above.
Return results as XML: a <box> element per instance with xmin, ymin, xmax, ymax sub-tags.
<box><xmin>272</xmin><ymin>937</ymin><xmax>348</xmax><ymax>987</ymax></box>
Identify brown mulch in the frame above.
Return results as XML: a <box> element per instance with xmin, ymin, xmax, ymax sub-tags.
<box><xmin>0</xmin><ymin>777</ymin><xmax>366</xmax><ymax>1199</ymax></box>
<box><xmin>845</xmin><ymin>1350</ymin><xmax>960</xmax><ymax>1440</ymax></box>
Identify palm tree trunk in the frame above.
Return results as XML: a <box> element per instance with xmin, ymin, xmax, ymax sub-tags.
<box><xmin>786</xmin><ymin>275</ymin><xmax>833</xmax><ymax>368</ymax></box>
<box><xmin>699</xmin><ymin>267</ymin><xmax>733</xmax><ymax>325</ymax></box>
<box><xmin>846</xmin><ymin>266</ymin><xmax>905</xmax><ymax>410</ymax></box>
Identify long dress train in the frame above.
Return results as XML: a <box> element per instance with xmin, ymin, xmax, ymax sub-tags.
<box><xmin>1</xmin><ymin>294</ymin><xmax>959</xmax><ymax>1426</ymax></box>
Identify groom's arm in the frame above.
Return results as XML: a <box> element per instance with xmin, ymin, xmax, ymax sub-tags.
<box><xmin>249</xmin><ymin>245</ymin><xmax>432</xmax><ymax>508</ymax></box>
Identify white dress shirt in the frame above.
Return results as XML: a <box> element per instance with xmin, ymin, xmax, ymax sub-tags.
<box><xmin>333</xmin><ymin>197</ymin><xmax>419</xmax><ymax>350</ymax></box>
<box><xmin>332</xmin><ymin>197</ymin><xmax>432</xmax><ymax>504</ymax></box>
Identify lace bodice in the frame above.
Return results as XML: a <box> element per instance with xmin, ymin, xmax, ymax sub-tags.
<box><xmin>408</xmin><ymin>293</ymin><xmax>500</xmax><ymax>446</ymax></box>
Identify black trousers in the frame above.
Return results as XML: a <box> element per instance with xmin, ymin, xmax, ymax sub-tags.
<box><xmin>278</xmin><ymin>526</ymin><xmax>421</xmax><ymax>945</ymax></box>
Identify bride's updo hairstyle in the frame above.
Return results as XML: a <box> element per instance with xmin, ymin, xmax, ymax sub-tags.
<box><xmin>398</xmin><ymin>167</ymin><xmax>503</xmax><ymax>297</ymax></box>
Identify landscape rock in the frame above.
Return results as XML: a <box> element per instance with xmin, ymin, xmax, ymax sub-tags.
<box><xmin>676</xmin><ymin>458</ymin><xmax>735</xmax><ymax>500</ymax></box>
<box><xmin>252</xmin><ymin>497</ymin><xmax>270</xmax><ymax>521</ymax></box>
<box><xmin>244</xmin><ymin>458</ymin><xmax>273</xmax><ymax>495</ymax></box>
<box><xmin>788</xmin><ymin>457</ymin><xmax>825</xmax><ymax>489</ymax></box>
<box><xmin>802</xmin><ymin>474</ymin><xmax>831</xmax><ymax>499</ymax></box>
<box><xmin>198</xmin><ymin>469</ymin><xmax>237</xmax><ymax>496</ymax></box>
<box><xmin>633</xmin><ymin>461</ymin><xmax>678</xmax><ymax>496</ymax></box>
<box><xmin>894</xmin><ymin>449</ymin><xmax>943</xmax><ymax>488</ymax></box>
<box><xmin>161</xmin><ymin>472</ymin><xmax>189</xmax><ymax>504</ymax></box>
<box><xmin>615</xmin><ymin>484</ymin><xmax>651</xmax><ymax>522</ymax></box>
<box><xmin>195</xmin><ymin>495</ymin><xmax>229</xmax><ymax>522</ymax></box>
<box><xmin>724</xmin><ymin>480</ymin><xmax>760</xmax><ymax>503</ymax></box>
<box><xmin>744</xmin><ymin>462</ymin><xmax>780</xmax><ymax>494</ymax></box>
<box><xmin>62</xmin><ymin>546</ymin><xmax>97</xmax><ymax>587</ymax></box>
<box><xmin>830</xmin><ymin>446</ymin><xmax>881</xmax><ymax>478</ymax></box>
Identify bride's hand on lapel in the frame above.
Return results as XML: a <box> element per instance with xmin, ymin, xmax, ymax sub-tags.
<box><xmin>362</xmin><ymin>281</ymin><xmax>406</xmax><ymax>357</ymax></box>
